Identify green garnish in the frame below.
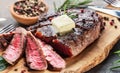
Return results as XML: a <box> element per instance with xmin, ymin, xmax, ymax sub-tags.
<box><xmin>67</xmin><ymin>12</ymin><xmax>78</xmax><ymax>19</ymax></box>
<box><xmin>53</xmin><ymin>1</ymin><xmax>57</xmax><ymax>12</ymax></box>
<box><xmin>114</xmin><ymin>50</ymin><xmax>120</xmax><ymax>56</ymax></box>
<box><xmin>111</xmin><ymin>50</ymin><xmax>120</xmax><ymax>70</ymax></box>
<box><xmin>110</xmin><ymin>66</ymin><xmax>120</xmax><ymax>70</ymax></box>
<box><xmin>114</xmin><ymin>59</ymin><xmax>120</xmax><ymax>64</ymax></box>
<box><xmin>54</xmin><ymin>0</ymin><xmax>92</xmax><ymax>19</ymax></box>
<box><xmin>57</xmin><ymin>0</ymin><xmax>92</xmax><ymax>12</ymax></box>
<box><xmin>0</xmin><ymin>56</ymin><xmax>9</xmax><ymax>71</ymax></box>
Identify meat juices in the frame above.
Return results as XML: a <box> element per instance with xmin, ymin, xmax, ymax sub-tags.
<box><xmin>2</xmin><ymin>27</ymin><xmax>26</xmax><ymax>65</ymax></box>
<box><xmin>25</xmin><ymin>32</ymin><xmax>47</xmax><ymax>70</ymax></box>
<box><xmin>37</xmin><ymin>39</ymin><xmax>66</xmax><ymax>70</ymax></box>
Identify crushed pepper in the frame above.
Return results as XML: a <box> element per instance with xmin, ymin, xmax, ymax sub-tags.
<box><xmin>14</xmin><ymin>0</ymin><xmax>47</xmax><ymax>17</ymax></box>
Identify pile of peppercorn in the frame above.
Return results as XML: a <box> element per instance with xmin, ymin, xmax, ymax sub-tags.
<box><xmin>14</xmin><ymin>0</ymin><xmax>47</xmax><ymax>17</ymax></box>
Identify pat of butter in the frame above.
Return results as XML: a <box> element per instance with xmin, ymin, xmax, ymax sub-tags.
<box><xmin>51</xmin><ymin>14</ymin><xmax>75</xmax><ymax>34</ymax></box>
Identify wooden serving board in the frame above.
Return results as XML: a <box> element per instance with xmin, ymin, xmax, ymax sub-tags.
<box><xmin>1</xmin><ymin>6</ymin><xmax>120</xmax><ymax>73</ymax></box>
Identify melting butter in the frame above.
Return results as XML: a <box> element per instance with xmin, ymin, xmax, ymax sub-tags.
<box><xmin>51</xmin><ymin>14</ymin><xmax>75</xmax><ymax>35</ymax></box>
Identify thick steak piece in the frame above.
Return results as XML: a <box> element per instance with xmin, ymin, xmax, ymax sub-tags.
<box><xmin>35</xmin><ymin>9</ymin><xmax>104</xmax><ymax>57</ymax></box>
<box><xmin>37</xmin><ymin>39</ymin><xmax>66</xmax><ymax>70</ymax></box>
<box><xmin>25</xmin><ymin>32</ymin><xmax>47</xmax><ymax>70</ymax></box>
<box><xmin>2</xmin><ymin>27</ymin><xmax>27</xmax><ymax>65</ymax></box>
<box><xmin>52</xmin><ymin>23</ymin><xmax>101</xmax><ymax>57</ymax></box>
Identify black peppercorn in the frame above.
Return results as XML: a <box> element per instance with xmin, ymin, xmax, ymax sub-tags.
<box><xmin>115</xmin><ymin>25</ymin><xmax>117</xmax><ymax>29</ymax></box>
<box><xmin>14</xmin><ymin>69</ymin><xmax>18</xmax><ymax>71</ymax></box>
<box><xmin>103</xmin><ymin>17</ymin><xmax>109</xmax><ymax>21</ymax></box>
<box><xmin>111</xmin><ymin>19</ymin><xmax>114</xmax><ymax>23</ymax></box>
<box><xmin>82</xmin><ymin>19</ymin><xmax>86</xmax><ymax>24</ymax></box>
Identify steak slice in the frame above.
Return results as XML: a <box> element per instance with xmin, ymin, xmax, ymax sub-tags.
<box><xmin>2</xmin><ymin>27</ymin><xmax>27</xmax><ymax>65</ymax></box>
<box><xmin>37</xmin><ymin>39</ymin><xmax>66</xmax><ymax>70</ymax></box>
<box><xmin>25</xmin><ymin>32</ymin><xmax>47</xmax><ymax>70</ymax></box>
<box><xmin>0</xmin><ymin>32</ymin><xmax>14</xmax><ymax>51</ymax></box>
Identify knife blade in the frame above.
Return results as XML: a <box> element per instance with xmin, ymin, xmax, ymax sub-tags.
<box><xmin>88</xmin><ymin>6</ymin><xmax>120</xmax><ymax>18</ymax></box>
<box><xmin>0</xmin><ymin>18</ymin><xmax>6</xmax><ymax>22</ymax></box>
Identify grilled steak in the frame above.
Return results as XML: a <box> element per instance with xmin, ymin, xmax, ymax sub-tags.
<box><xmin>0</xmin><ymin>32</ymin><xmax>14</xmax><ymax>51</ymax></box>
<box><xmin>34</xmin><ymin>9</ymin><xmax>104</xmax><ymax>57</ymax></box>
<box><xmin>25</xmin><ymin>32</ymin><xmax>47</xmax><ymax>70</ymax></box>
<box><xmin>35</xmin><ymin>25</ymin><xmax>57</xmax><ymax>43</ymax></box>
<box><xmin>2</xmin><ymin>27</ymin><xmax>27</xmax><ymax>65</ymax></box>
<box><xmin>52</xmin><ymin>24</ymin><xmax>100</xmax><ymax>57</ymax></box>
<box><xmin>37</xmin><ymin>39</ymin><xmax>66</xmax><ymax>70</ymax></box>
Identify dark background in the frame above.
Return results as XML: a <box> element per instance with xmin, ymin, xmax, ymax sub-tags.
<box><xmin>0</xmin><ymin>0</ymin><xmax>120</xmax><ymax>73</ymax></box>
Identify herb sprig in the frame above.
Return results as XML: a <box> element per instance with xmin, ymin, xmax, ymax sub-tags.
<box><xmin>57</xmin><ymin>0</ymin><xmax>92</xmax><ymax>12</ymax></box>
<box><xmin>54</xmin><ymin>0</ymin><xmax>92</xmax><ymax>19</ymax></box>
<box><xmin>0</xmin><ymin>56</ymin><xmax>9</xmax><ymax>71</ymax></box>
<box><xmin>111</xmin><ymin>50</ymin><xmax>120</xmax><ymax>70</ymax></box>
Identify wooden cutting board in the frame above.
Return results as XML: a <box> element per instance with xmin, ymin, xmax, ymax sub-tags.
<box><xmin>1</xmin><ymin>6</ymin><xmax>120</xmax><ymax>73</ymax></box>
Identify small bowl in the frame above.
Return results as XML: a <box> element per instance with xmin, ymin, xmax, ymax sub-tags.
<box><xmin>10</xmin><ymin>0</ymin><xmax>48</xmax><ymax>26</ymax></box>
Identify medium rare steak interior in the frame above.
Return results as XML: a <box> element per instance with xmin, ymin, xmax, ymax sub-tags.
<box><xmin>38</xmin><ymin>39</ymin><xmax>66</xmax><ymax>70</ymax></box>
<box><xmin>26</xmin><ymin>8</ymin><xmax>104</xmax><ymax>57</ymax></box>
<box><xmin>25</xmin><ymin>32</ymin><xmax>47</xmax><ymax>70</ymax></box>
<box><xmin>2</xmin><ymin>27</ymin><xmax>27</xmax><ymax>65</ymax></box>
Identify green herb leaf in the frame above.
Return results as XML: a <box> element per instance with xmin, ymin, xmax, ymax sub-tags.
<box><xmin>57</xmin><ymin>0</ymin><xmax>92</xmax><ymax>12</ymax></box>
<box><xmin>67</xmin><ymin>12</ymin><xmax>78</xmax><ymax>19</ymax></box>
<box><xmin>78</xmin><ymin>0</ymin><xmax>92</xmax><ymax>5</ymax></box>
<box><xmin>0</xmin><ymin>63</ymin><xmax>7</xmax><ymax>71</ymax></box>
<box><xmin>57</xmin><ymin>0</ymin><xmax>70</xmax><ymax>11</ymax></box>
<box><xmin>110</xmin><ymin>66</ymin><xmax>120</xmax><ymax>70</ymax></box>
<box><xmin>53</xmin><ymin>1</ymin><xmax>57</xmax><ymax>12</ymax></box>
<box><xmin>110</xmin><ymin>50</ymin><xmax>120</xmax><ymax>70</ymax></box>
<box><xmin>114</xmin><ymin>50</ymin><xmax>120</xmax><ymax>54</ymax></box>
<box><xmin>114</xmin><ymin>59</ymin><xmax>120</xmax><ymax>64</ymax></box>
<box><xmin>56</xmin><ymin>0</ymin><xmax>92</xmax><ymax>19</ymax></box>
<box><xmin>0</xmin><ymin>56</ymin><xmax>9</xmax><ymax>71</ymax></box>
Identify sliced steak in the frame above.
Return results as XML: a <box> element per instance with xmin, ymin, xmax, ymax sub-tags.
<box><xmin>2</xmin><ymin>27</ymin><xmax>27</xmax><ymax>65</ymax></box>
<box><xmin>0</xmin><ymin>32</ymin><xmax>14</xmax><ymax>51</ymax></box>
<box><xmin>25</xmin><ymin>32</ymin><xmax>47</xmax><ymax>70</ymax></box>
<box><xmin>0</xmin><ymin>36</ymin><xmax>9</xmax><ymax>50</ymax></box>
<box><xmin>37</xmin><ymin>39</ymin><xmax>66</xmax><ymax>70</ymax></box>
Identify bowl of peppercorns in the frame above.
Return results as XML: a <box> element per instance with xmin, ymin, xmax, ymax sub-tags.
<box><xmin>10</xmin><ymin>0</ymin><xmax>48</xmax><ymax>25</ymax></box>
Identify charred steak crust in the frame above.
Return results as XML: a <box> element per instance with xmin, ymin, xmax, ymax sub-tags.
<box><xmin>34</xmin><ymin>8</ymin><xmax>104</xmax><ymax>57</ymax></box>
<box><xmin>37</xmin><ymin>39</ymin><xmax>66</xmax><ymax>70</ymax></box>
<box><xmin>52</xmin><ymin>23</ymin><xmax>101</xmax><ymax>57</ymax></box>
<box><xmin>25</xmin><ymin>32</ymin><xmax>47</xmax><ymax>70</ymax></box>
<box><xmin>2</xmin><ymin>27</ymin><xmax>26</xmax><ymax>65</ymax></box>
